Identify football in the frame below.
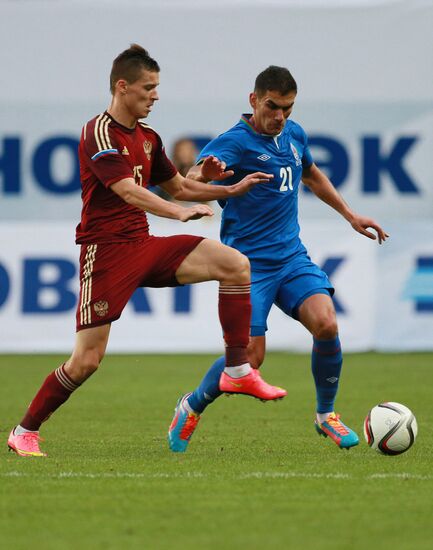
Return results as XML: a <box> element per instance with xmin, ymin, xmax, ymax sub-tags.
<box><xmin>364</xmin><ymin>402</ymin><xmax>418</xmax><ymax>455</ymax></box>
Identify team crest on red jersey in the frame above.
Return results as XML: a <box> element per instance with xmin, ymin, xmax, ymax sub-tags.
<box><xmin>143</xmin><ymin>140</ymin><xmax>152</xmax><ymax>160</ymax></box>
<box><xmin>94</xmin><ymin>300</ymin><xmax>109</xmax><ymax>317</ymax></box>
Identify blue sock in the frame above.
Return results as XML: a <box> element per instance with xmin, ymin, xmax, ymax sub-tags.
<box><xmin>187</xmin><ymin>356</ymin><xmax>225</xmax><ymax>414</ymax></box>
<box><xmin>311</xmin><ymin>336</ymin><xmax>342</xmax><ymax>414</ymax></box>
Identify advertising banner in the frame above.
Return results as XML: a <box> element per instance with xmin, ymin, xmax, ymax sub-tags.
<box><xmin>377</xmin><ymin>223</ymin><xmax>433</xmax><ymax>351</ymax></box>
<box><xmin>0</xmin><ymin>219</ymin><xmax>381</xmax><ymax>353</ymax></box>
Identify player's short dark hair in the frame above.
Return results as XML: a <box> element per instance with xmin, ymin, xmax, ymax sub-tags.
<box><xmin>110</xmin><ymin>44</ymin><xmax>160</xmax><ymax>93</ymax></box>
<box><xmin>254</xmin><ymin>66</ymin><xmax>297</xmax><ymax>97</ymax></box>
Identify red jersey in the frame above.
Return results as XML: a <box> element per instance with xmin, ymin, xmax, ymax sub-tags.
<box><xmin>76</xmin><ymin>111</ymin><xmax>177</xmax><ymax>244</ymax></box>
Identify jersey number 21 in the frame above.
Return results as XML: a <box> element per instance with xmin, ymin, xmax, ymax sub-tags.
<box><xmin>279</xmin><ymin>166</ymin><xmax>293</xmax><ymax>192</ymax></box>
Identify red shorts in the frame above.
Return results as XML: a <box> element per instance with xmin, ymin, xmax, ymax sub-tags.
<box><xmin>76</xmin><ymin>234</ymin><xmax>204</xmax><ymax>331</ymax></box>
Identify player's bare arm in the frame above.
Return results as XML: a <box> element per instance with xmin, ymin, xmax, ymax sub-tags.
<box><xmin>111</xmin><ymin>177</ymin><xmax>213</xmax><ymax>222</ymax></box>
<box><xmin>302</xmin><ymin>163</ymin><xmax>389</xmax><ymax>244</ymax></box>
<box><xmin>184</xmin><ymin>156</ymin><xmax>234</xmax><ymax>183</ymax></box>
<box><xmin>160</xmin><ymin>171</ymin><xmax>273</xmax><ymax>202</ymax></box>
<box><xmin>187</xmin><ymin>164</ymin><xmax>205</xmax><ymax>182</ymax></box>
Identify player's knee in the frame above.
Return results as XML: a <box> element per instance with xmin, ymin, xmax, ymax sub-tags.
<box><xmin>312</xmin><ymin>316</ymin><xmax>338</xmax><ymax>340</ymax></box>
<box><xmin>82</xmin><ymin>349</ymin><xmax>103</xmax><ymax>376</ymax></box>
<box><xmin>223</xmin><ymin>250</ymin><xmax>250</xmax><ymax>283</ymax></box>
<box><xmin>70</xmin><ymin>349</ymin><xmax>103</xmax><ymax>382</ymax></box>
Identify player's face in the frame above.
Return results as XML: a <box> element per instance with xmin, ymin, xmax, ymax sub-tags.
<box><xmin>249</xmin><ymin>90</ymin><xmax>296</xmax><ymax>135</ymax></box>
<box><xmin>123</xmin><ymin>69</ymin><xmax>160</xmax><ymax>119</ymax></box>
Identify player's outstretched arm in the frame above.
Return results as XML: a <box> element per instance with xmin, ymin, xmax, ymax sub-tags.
<box><xmin>110</xmin><ymin>177</ymin><xmax>213</xmax><ymax>222</ymax></box>
<box><xmin>160</xmin><ymin>171</ymin><xmax>273</xmax><ymax>202</ymax></box>
<box><xmin>189</xmin><ymin>156</ymin><xmax>235</xmax><ymax>183</ymax></box>
<box><xmin>302</xmin><ymin>163</ymin><xmax>389</xmax><ymax>244</ymax></box>
<box><xmin>346</xmin><ymin>214</ymin><xmax>389</xmax><ymax>244</ymax></box>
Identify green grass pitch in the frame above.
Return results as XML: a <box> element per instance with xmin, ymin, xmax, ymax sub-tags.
<box><xmin>1</xmin><ymin>352</ymin><xmax>433</xmax><ymax>549</ymax></box>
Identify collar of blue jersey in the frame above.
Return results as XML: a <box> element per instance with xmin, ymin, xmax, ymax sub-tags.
<box><xmin>240</xmin><ymin>114</ymin><xmax>283</xmax><ymax>138</ymax></box>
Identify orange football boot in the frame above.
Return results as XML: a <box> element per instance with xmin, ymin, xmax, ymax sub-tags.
<box><xmin>219</xmin><ymin>368</ymin><xmax>287</xmax><ymax>401</ymax></box>
<box><xmin>7</xmin><ymin>428</ymin><xmax>47</xmax><ymax>457</ymax></box>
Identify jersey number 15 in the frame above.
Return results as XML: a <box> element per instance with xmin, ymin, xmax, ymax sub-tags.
<box><xmin>133</xmin><ymin>165</ymin><xmax>143</xmax><ymax>186</ymax></box>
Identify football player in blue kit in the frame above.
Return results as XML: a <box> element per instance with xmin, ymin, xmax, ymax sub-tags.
<box><xmin>168</xmin><ymin>65</ymin><xmax>388</xmax><ymax>452</ymax></box>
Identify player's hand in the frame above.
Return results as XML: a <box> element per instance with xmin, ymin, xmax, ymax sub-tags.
<box><xmin>200</xmin><ymin>156</ymin><xmax>234</xmax><ymax>182</ymax></box>
<box><xmin>178</xmin><ymin>204</ymin><xmax>214</xmax><ymax>222</ymax></box>
<box><xmin>227</xmin><ymin>172</ymin><xmax>274</xmax><ymax>196</ymax></box>
<box><xmin>350</xmin><ymin>215</ymin><xmax>389</xmax><ymax>244</ymax></box>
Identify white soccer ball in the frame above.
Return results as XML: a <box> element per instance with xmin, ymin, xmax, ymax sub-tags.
<box><xmin>364</xmin><ymin>402</ymin><xmax>417</xmax><ymax>455</ymax></box>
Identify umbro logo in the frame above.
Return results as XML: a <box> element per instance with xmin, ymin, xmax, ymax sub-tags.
<box><xmin>257</xmin><ymin>154</ymin><xmax>271</xmax><ymax>161</ymax></box>
<box><xmin>326</xmin><ymin>377</ymin><xmax>339</xmax><ymax>384</ymax></box>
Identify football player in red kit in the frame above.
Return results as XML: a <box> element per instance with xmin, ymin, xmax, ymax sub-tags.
<box><xmin>8</xmin><ymin>44</ymin><xmax>286</xmax><ymax>457</ymax></box>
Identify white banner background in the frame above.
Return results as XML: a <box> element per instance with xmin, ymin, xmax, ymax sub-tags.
<box><xmin>0</xmin><ymin>218</ymin><xmax>390</xmax><ymax>353</ymax></box>
<box><xmin>377</xmin><ymin>223</ymin><xmax>433</xmax><ymax>351</ymax></box>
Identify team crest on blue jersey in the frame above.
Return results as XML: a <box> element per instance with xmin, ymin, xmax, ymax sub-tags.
<box><xmin>257</xmin><ymin>154</ymin><xmax>271</xmax><ymax>162</ymax></box>
<box><xmin>290</xmin><ymin>143</ymin><xmax>302</xmax><ymax>166</ymax></box>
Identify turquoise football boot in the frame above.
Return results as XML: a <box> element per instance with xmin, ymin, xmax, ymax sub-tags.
<box><xmin>168</xmin><ymin>393</ymin><xmax>201</xmax><ymax>453</ymax></box>
<box><xmin>315</xmin><ymin>412</ymin><xmax>359</xmax><ymax>450</ymax></box>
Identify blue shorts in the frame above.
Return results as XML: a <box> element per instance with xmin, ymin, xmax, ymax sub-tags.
<box><xmin>250</xmin><ymin>259</ymin><xmax>334</xmax><ymax>336</ymax></box>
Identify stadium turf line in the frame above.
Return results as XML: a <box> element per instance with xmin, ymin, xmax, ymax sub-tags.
<box><xmin>1</xmin><ymin>352</ymin><xmax>433</xmax><ymax>550</ymax></box>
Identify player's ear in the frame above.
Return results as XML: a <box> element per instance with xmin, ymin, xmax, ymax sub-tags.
<box><xmin>116</xmin><ymin>79</ymin><xmax>128</xmax><ymax>95</ymax></box>
<box><xmin>249</xmin><ymin>92</ymin><xmax>257</xmax><ymax>109</ymax></box>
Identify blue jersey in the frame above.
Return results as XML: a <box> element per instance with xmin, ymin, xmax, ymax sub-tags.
<box><xmin>198</xmin><ymin>114</ymin><xmax>314</xmax><ymax>271</ymax></box>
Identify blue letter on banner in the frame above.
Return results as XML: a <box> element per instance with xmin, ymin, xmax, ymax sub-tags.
<box><xmin>22</xmin><ymin>258</ymin><xmax>77</xmax><ymax>313</ymax></box>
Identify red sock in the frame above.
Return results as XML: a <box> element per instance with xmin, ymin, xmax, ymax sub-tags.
<box><xmin>218</xmin><ymin>283</ymin><xmax>251</xmax><ymax>366</ymax></box>
<box><xmin>20</xmin><ymin>364</ymin><xmax>80</xmax><ymax>431</ymax></box>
